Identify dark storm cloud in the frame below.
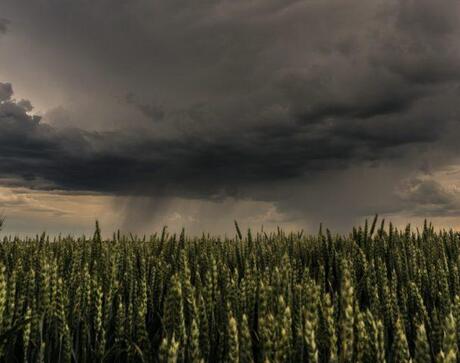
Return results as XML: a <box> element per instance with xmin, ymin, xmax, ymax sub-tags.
<box><xmin>1</xmin><ymin>0</ymin><xmax>460</xmax><ymax>226</ymax></box>
<box><xmin>0</xmin><ymin>84</ymin><xmax>446</xmax><ymax>200</ymax></box>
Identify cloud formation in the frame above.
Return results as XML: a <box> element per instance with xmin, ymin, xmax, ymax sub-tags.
<box><xmin>0</xmin><ymin>83</ymin><xmax>447</xmax><ymax>199</ymax></box>
<box><xmin>0</xmin><ymin>0</ymin><xmax>460</xmax><ymax>229</ymax></box>
<box><xmin>396</xmin><ymin>176</ymin><xmax>460</xmax><ymax>217</ymax></box>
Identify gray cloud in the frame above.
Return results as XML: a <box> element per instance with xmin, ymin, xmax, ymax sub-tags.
<box><xmin>1</xmin><ymin>0</ymin><xmax>460</xmax><ymax>229</ymax></box>
<box><xmin>397</xmin><ymin>177</ymin><xmax>460</xmax><ymax>217</ymax></box>
<box><xmin>0</xmin><ymin>84</ymin><xmax>451</xmax><ymax>199</ymax></box>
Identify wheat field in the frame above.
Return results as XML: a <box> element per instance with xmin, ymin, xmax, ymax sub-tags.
<box><xmin>0</xmin><ymin>218</ymin><xmax>457</xmax><ymax>362</ymax></box>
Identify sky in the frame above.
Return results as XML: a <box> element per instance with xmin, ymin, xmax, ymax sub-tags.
<box><xmin>1</xmin><ymin>0</ymin><xmax>460</xmax><ymax>236</ymax></box>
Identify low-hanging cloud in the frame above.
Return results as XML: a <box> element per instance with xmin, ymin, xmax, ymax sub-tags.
<box><xmin>0</xmin><ymin>82</ymin><xmax>453</xmax><ymax>198</ymax></box>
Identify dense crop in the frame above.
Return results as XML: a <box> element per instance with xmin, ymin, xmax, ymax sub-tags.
<box><xmin>0</xmin><ymin>218</ymin><xmax>459</xmax><ymax>362</ymax></box>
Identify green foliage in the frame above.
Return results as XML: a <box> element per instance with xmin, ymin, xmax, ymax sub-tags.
<box><xmin>1</xmin><ymin>218</ymin><xmax>460</xmax><ymax>362</ymax></box>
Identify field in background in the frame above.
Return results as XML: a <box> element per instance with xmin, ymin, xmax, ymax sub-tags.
<box><xmin>0</xmin><ymin>218</ymin><xmax>457</xmax><ymax>362</ymax></box>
